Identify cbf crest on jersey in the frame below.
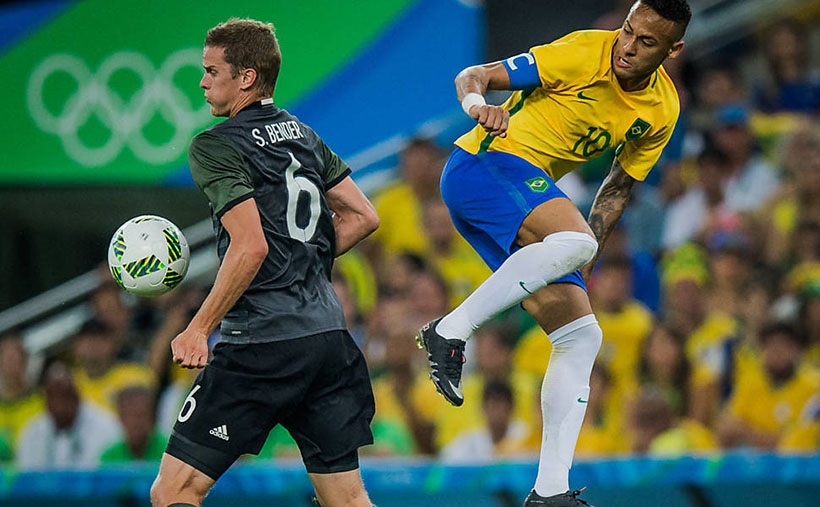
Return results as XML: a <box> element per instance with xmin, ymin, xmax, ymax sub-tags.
<box><xmin>625</xmin><ymin>118</ymin><xmax>651</xmax><ymax>141</ymax></box>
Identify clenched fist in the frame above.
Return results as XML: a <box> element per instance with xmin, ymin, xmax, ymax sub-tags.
<box><xmin>468</xmin><ymin>104</ymin><xmax>509</xmax><ymax>138</ymax></box>
<box><xmin>171</xmin><ymin>328</ymin><xmax>209</xmax><ymax>369</ymax></box>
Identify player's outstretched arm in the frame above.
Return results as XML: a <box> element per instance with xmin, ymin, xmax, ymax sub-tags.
<box><xmin>581</xmin><ymin>158</ymin><xmax>637</xmax><ymax>281</ymax></box>
<box><xmin>455</xmin><ymin>62</ymin><xmax>511</xmax><ymax>137</ymax></box>
<box><xmin>326</xmin><ymin>176</ymin><xmax>379</xmax><ymax>256</ymax></box>
<box><xmin>171</xmin><ymin>199</ymin><xmax>268</xmax><ymax>368</ymax></box>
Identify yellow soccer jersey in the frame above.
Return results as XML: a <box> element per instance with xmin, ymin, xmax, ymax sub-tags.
<box><xmin>456</xmin><ymin>30</ymin><xmax>680</xmax><ymax>182</ymax></box>
<box><xmin>728</xmin><ymin>359</ymin><xmax>820</xmax><ymax>435</ymax></box>
<box><xmin>371</xmin><ymin>182</ymin><xmax>429</xmax><ymax>256</ymax></box>
<box><xmin>73</xmin><ymin>362</ymin><xmax>156</xmax><ymax>413</ymax></box>
<box><xmin>596</xmin><ymin>300</ymin><xmax>654</xmax><ymax>394</ymax></box>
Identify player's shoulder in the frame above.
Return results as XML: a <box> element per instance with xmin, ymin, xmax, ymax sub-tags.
<box><xmin>654</xmin><ymin>65</ymin><xmax>681</xmax><ymax>118</ymax></box>
<box><xmin>553</xmin><ymin>29</ymin><xmax>618</xmax><ymax>46</ymax></box>
<box><xmin>533</xmin><ymin>29</ymin><xmax>617</xmax><ymax>56</ymax></box>
<box><xmin>530</xmin><ymin>29</ymin><xmax>618</xmax><ymax>84</ymax></box>
<box><xmin>274</xmin><ymin>107</ymin><xmax>321</xmax><ymax>142</ymax></box>
<box><xmin>188</xmin><ymin>128</ymin><xmax>236</xmax><ymax>156</ymax></box>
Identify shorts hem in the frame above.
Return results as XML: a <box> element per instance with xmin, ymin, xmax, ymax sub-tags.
<box><xmin>166</xmin><ymin>431</ymin><xmax>236</xmax><ymax>481</ymax></box>
<box><xmin>304</xmin><ymin>451</ymin><xmax>360</xmax><ymax>474</ymax></box>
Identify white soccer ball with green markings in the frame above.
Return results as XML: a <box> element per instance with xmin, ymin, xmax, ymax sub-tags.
<box><xmin>107</xmin><ymin>215</ymin><xmax>190</xmax><ymax>297</ymax></box>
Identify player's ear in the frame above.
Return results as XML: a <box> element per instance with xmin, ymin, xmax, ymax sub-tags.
<box><xmin>668</xmin><ymin>41</ymin><xmax>684</xmax><ymax>59</ymax></box>
<box><xmin>239</xmin><ymin>68</ymin><xmax>258</xmax><ymax>91</ymax></box>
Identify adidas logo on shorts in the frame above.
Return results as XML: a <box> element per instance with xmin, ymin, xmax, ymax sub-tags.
<box><xmin>209</xmin><ymin>424</ymin><xmax>229</xmax><ymax>441</ymax></box>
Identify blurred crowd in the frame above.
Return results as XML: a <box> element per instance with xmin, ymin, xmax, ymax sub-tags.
<box><xmin>2</xmin><ymin>13</ymin><xmax>820</xmax><ymax>470</ymax></box>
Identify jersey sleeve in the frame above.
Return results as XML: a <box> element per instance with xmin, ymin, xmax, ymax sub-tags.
<box><xmin>188</xmin><ymin>132</ymin><xmax>254</xmax><ymax>218</ymax></box>
<box><xmin>529</xmin><ymin>31</ymin><xmax>600</xmax><ymax>90</ymax></box>
<box><xmin>320</xmin><ymin>140</ymin><xmax>352</xmax><ymax>190</ymax></box>
<box><xmin>615</xmin><ymin>121</ymin><xmax>676</xmax><ymax>181</ymax></box>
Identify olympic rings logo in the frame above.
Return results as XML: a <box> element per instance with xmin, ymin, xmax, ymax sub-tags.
<box><xmin>27</xmin><ymin>49</ymin><xmax>211</xmax><ymax>167</ymax></box>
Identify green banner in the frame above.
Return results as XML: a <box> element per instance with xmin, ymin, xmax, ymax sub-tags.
<box><xmin>1</xmin><ymin>0</ymin><xmax>413</xmax><ymax>185</ymax></box>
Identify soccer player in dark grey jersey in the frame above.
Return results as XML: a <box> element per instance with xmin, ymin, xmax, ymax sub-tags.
<box><xmin>150</xmin><ymin>19</ymin><xmax>379</xmax><ymax>507</ymax></box>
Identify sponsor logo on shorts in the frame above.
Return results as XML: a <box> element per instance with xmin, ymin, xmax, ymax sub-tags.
<box><xmin>525</xmin><ymin>176</ymin><xmax>549</xmax><ymax>193</ymax></box>
<box><xmin>210</xmin><ymin>424</ymin><xmax>229</xmax><ymax>441</ymax></box>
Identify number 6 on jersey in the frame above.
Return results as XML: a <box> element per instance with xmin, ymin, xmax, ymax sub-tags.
<box><xmin>285</xmin><ymin>152</ymin><xmax>321</xmax><ymax>242</ymax></box>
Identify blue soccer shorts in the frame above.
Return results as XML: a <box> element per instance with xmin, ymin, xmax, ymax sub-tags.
<box><xmin>440</xmin><ymin>146</ymin><xmax>586</xmax><ymax>291</ymax></box>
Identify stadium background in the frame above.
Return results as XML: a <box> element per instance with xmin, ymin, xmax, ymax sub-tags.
<box><xmin>2</xmin><ymin>0</ymin><xmax>820</xmax><ymax>505</ymax></box>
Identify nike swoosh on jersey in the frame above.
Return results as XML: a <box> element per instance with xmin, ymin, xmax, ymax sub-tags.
<box><xmin>577</xmin><ymin>397</ymin><xmax>588</xmax><ymax>403</ymax></box>
<box><xmin>519</xmin><ymin>281</ymin><xmax>533</xmax><ymax>295</ymax></box>
<box><xmin>576</xmin><ymin>91</ymin><xmax>597</xmax><ymax>101</ymax></box>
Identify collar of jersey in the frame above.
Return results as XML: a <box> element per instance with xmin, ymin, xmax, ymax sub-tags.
<box><xmin>241</xmin><ymin>98</ymin><xmax>276</xmax><ymax>113</ymax></box>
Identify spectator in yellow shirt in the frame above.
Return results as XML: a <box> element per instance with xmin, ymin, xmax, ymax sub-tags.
<box><xmin>799</xmin><ymin>283</ymin><xmax>820</xmax><ymax>368</ymax></box>
<box><xmin>368</xmin><ymin>295</ymin><xmax>437</xmax><ymax>455</ymax></box>
<box><xmin>589</xmin><ymin>255</ymin><xmax>654</xmax><ymax>398</ymax></box>
<box><xmin>441</xmin><ymin>381</ymin><xmax>531</xmax><ymax>463</ymax></box>
<box><xmin>638</xmin><ymin>323</ymin><xmax>691</xmax><ymax>419</ymax></box>
<box><xmin>761</xmin><ymin>128</ymin><xmax>820</xmax><ymax>265</ymax></box>
<box><xmin>421</xmin><ymin>197</ymin><xmax>491</xmax><ymax>308</ymax></box>
<box><xmin>575</xmin><ymin>364</ymin><xmax>629</xmax><ymax>457</ymax></box>
<box><xmin>784</xmin><ymin>221</ymin><xmax>820</xmax><ymax>294</ymax></box>
<box><xmin>717</xmin><ymin>322</ymin><xmax>820</xmax><ymax>449</ymax></box>
<box><xmin>71</xmin><ymin>319</ymin><xmax>155</xmax><ymax>413</ymax></box>
<box><xmin>663</xmin><ymin>261</ymin><xmax>739</xmax><ymax>425</ymax></box>
<box><xmin>780</xmin><ymin>395</ymin><xmax>820</xmax><ymax>452</ymax></box>
<box><xmin>369</xmin><ymin>138</ymin><xmax>445</xmax><ymax>259</ymax></box>
<box><xmin>420</xmin><ymin>322</ymin><xmax>539</xmax><ymax>451</ymax></box>
<box><xmin>627</xmin><ymin>386</ymin><xmax>716</xmax><ymax>456</ymax></box>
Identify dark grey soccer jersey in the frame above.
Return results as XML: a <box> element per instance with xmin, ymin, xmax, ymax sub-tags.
<box><xmin>189</xmin><ymin>100</ymin><xmax>350</xmax><ymax>344</ymax></box>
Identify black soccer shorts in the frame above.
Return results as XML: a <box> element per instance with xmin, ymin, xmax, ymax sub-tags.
<box><xmin>165</xmin><ymin>329</ymin><xmax>375</xmax><ymax>479</ymax></box>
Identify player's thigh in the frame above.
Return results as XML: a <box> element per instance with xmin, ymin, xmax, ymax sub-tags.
<box><xmin>150</xmin><ymin>452</ymin><xmax>215</xmax><ymax>506</ymax></box>
<box><xmin>515</xmin><ymin>197</ymin><xmax>594</xmax><ymax>247</ymax></box>
<box><xmin>309</xmin><ymin>469</ymin><xmax>371</xmax><ymax>507</ymax></box>
<box><xmin>282</xmin><ymin>331</ymin><xmax>374</xmax><ymax>474</ymax></box>
<box><xmin>522</xmin><ymin>282</ymin><xmax>593</xmax><ymax>334</ymax></box>
<box><xmin>167</xmin><ymin>341</ymin><xmax>317</xmax><ymax>480</ymax></box>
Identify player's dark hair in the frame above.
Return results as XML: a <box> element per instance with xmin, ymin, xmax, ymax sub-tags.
<box><xmin>640</xmin><ymin>0</ymin><xmax>692</xmax><ymax>38</ymax></box>
<box><xmin>206</xmin><ymin>18</ymin><xmax>281</xmax><ymax>97</ymax></box>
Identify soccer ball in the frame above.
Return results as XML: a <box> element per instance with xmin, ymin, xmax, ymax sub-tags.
<box><xmin>107</xmin><ymin>215</ymin><xmax>190</xmax><ymax>297</ymax></box>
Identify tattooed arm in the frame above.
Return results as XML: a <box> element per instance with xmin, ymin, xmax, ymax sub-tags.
<box><xmin>581</xmin><ymin>158</ymin><xmax>637</xmax><ymax>281</ymax></box>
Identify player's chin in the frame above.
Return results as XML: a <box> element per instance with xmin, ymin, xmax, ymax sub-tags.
<box><xmin>612</xmin><ymin>66</ymin><xmax>632</xmax><ymax>80</ymax></box>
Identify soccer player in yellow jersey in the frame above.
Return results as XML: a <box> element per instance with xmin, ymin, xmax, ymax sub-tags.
<box><xmin>415</xmin><ymin>1</ymin><xmax>690</xmax><ymax>504</ymax></box>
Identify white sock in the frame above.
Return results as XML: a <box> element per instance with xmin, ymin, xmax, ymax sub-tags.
<box><xmin>534</xmin><ymin>314</ymin><xmax>602</xmax><ymax>497</ymax></box>
<box><xmin>436</xmin><ymin>231</ymin><xmax>597</xmax><ymax>340</ymax></box>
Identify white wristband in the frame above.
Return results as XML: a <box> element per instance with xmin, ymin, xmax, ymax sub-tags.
<box><xmin>461</xmin><ymin>92</ymin><xmax>486</xmax><ymax>116</ymax></box>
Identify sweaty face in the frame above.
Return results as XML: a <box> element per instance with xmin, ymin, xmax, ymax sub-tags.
<box><xmin>200</xmin><ymin>46</ymin><xmax>242</xmax><ymax>117</ymax></box>
<box><xmin>613</xmin><ymin>3</ymin><xmax>683</xmax><ymax>87</ymax></box>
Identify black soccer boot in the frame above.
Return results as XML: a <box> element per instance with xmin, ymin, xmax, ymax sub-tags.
<box><xmin>415</xmin><ymin>318</ymin><xmax>466</xmax><ymax>406</ymax></box>
<box><xmin>523</xmin><ymin>488</ymin><xmax>593</xmax><ymax>506</ymax></box>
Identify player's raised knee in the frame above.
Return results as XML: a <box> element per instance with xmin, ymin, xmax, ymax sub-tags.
<box><xmin>542</xmin><ymin>230</ymin><xmax>598</xmax><ymax>270</ymax></box>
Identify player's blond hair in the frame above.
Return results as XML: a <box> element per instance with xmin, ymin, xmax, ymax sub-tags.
<box><xmin>205</xmin><ymin>18</ymin><xmax>281</xmax><ymax>97</ymax></box>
